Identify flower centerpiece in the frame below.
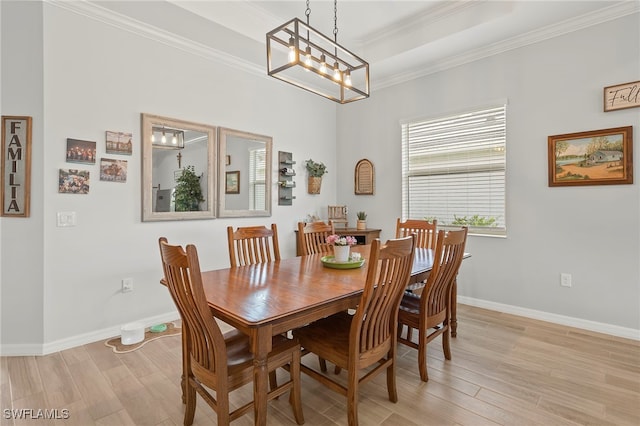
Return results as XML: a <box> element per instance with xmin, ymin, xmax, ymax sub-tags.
<box><xmin>326</xmin><ymin>234</ymin><xmax>357</xmax><ymax>262</ymax></box>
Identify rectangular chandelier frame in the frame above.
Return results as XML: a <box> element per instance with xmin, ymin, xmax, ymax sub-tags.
<box><xmin>267</xmin><ymin>18</ymin><xmax>369</xmax><ymax>104</ymax></box>
<box><xmin>151</xmin><ymin>126</ymin><xmax>185</xmax><ymax>150</ymax></box>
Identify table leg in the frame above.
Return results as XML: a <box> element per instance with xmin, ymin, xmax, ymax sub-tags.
<box><xmin>450</xmin><ymin>278</ymin><xmax>458</xmax><ymax>337</ymax></box>
<box><xmin>252</xmin><ymin>327</ymin><xmax>271</xmax><ymax>426</ymax></box>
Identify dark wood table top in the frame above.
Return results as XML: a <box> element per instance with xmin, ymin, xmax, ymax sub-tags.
<box><xmin>199</xmin><ymin>246</ymin><xmax>436</xmax><ymax>330</ymax></box>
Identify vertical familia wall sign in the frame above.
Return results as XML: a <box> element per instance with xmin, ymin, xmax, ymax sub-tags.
<box><xmin>2</xmin><ymin>116</ymin><xmax>32</xmax><ymax>217</ymax></box>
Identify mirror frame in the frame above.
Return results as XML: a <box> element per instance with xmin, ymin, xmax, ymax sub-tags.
<box><xmin>141</xmin><ymin>113</ymin><xmax>216</xmax><ymax>222</ymax></box>
<box><xmin>217</xmin><ymin>127</ymin><xmax>272</xmax><ymax>218</ymax></box>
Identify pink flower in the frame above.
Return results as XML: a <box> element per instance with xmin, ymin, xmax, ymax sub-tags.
<box><xmin>326</xmin><ymin>234</ymin><xmax>358</xmax><ymax>246</ymax></box>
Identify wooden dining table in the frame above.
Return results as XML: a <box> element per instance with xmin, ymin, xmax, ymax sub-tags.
<box><xmin>168</xmin><ymin>245</ymin><xmax>467</xmax><ymax>426</ymax></box>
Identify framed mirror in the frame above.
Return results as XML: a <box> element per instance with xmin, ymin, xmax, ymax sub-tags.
<box><xmin>141</xmin><ymin>113</ymin><xmax>216</xmax><ymax>221</ymax></box>
<box><xmin>218</xmin><ymin>127</ymin><xmax>272</xmax><ymax>217</ymax></box>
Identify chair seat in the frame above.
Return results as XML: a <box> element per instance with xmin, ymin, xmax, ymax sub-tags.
<box><xmin>398</xmin><ymin>291</ymin><xmax>421</xmax><ymax>315</ymax></box>
<box><xmin>294</xmin><ymin>312</ymin><xmax>352</xmax><ymax>369</ymax></box>
<box><xmin>224</xmin><ymin>330</ymin><xmax>295</xmax><ymax>370</ymax></box>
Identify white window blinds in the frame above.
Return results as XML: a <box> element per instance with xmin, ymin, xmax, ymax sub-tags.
<box><xmin>249</xmin><ymin>148</ymin><xmax>266</xmax><ymax>210</ymax></box>
<box><xmin>401</xmin><ymin>105</ymin><xmax>507</xmax><ymax>236</ymax></box>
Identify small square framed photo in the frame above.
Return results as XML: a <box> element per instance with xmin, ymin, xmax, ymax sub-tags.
<box><xmin>105</xmin><ymin>131</ymin><xmax>133</xmax><ymax>155</ymax></box>
<box><xmin>548</xmin><ymin>126</ymin><xmax>633</xmax><ymax>187</ymax></box>
<box><xmin>66</xmin><ymin>138</ymin><xmax>96</xmax><ymax>164</ymax></box>
<box><xmin>99</xmin><ymin>158</ymin><xmax>128</xmax><ymax>183</ymax></box>
<box><xmin>59</xmin><ymin>169</ymin><xmax>90</xmax><ymax>194</ymax></box>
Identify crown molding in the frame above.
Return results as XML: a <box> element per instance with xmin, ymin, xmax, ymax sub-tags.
<box><xmin>46</xmin><ymin>1</ymin><xmax>638</xmax><ymax>94</ymax></box>
<box><xmin>375</xmin><ymin>1</ymin><xmax>639</xmax><ymax>90</ymax></box>
<box><xmin>45</xmin><ymin>0</ymin><xmax>266</xmax><ymax>78</ymax></box>
<box><xmin>358</xmin><ymin>0</ymin><xmax>478</xmax><ymax>48</ymax></box>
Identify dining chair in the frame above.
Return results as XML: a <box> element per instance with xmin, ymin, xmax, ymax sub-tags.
<box><xmin>297</xmin><ymin>220</ymin><xmax>334</xmax><ymax>256</ymax></box>
<box><xmin>397</xmin><ymin>227</ymin><xmax>468</xmax><ymax>382</ymax></box>
<box><xmin>396</xmin><ymin>218</ymin><xmax>438</xmax><ymax>307</ymax></box>
<box><xmin>395</xmin><ymin>218</ymin><xmax>438</xmax><ymax>249</ymax></box>
<box><xmin>293</xmin><ymin>236</ymin><xmax>415</xmax><ymax>426</ymax></box>
<box><xmin>296</xmin><ymin>220</ymin><xmax>336</xmax><ymax>373</ymax></box>
<box><xmin>227</xmin><ymin>223</ymin><xmax>281</xmax><ymax>267</ymax></box>
<box><xmin>158</xmin><ymin>237</ymin><xmax>304</xmax><ymax>426</ymax></box>
<box><xmin>328</xmin><ymin>205</ymin><xmax>348</xmax><ymax>228</ymax></box>
<box><xmin>226</xmin><ymin>223</ymin><xmax>283</xmax><ymax>391</ymax></box>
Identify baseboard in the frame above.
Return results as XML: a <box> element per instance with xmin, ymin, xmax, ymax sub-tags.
<box><xmin>0</xmin><ymin>311</ymin><xmax>180</xmax><ymax>356</ymax></box>
<box><xmin>3</xmin><ymin>299</ymin><xmax>639</xmax><ymax>356</ymax></box>
<box><xmin>458</xmin><ymin>296</ymin><xmax>640</xmax><ymax>341</ymax></box>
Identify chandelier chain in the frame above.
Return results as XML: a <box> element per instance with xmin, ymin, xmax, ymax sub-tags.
<box><xmin>305</xmin><ymin>0</ymin><xmax>310</xmax><ymax>25</ymax></box>
<box><xmin>333</xmin><ymin>0</ymin><xmax>339</xmax><ymax>40</ymax></box>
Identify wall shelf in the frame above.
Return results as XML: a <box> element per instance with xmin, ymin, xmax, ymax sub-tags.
<box><xmin>278</xmin><ymin>151</ymin><xmax>295</xmax><ymax>205</ymax></box>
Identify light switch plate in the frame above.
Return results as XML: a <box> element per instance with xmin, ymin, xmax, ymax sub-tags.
<box><xmin>57</xmin><ymin>211</ymin><xmax>77</xmax><ymax>227</ymax></box>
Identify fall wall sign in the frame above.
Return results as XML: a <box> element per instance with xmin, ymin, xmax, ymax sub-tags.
<box><xmin>603</xmin><ymin>80</ymin><xmax>640</xmax><ymax>112</ymax></box>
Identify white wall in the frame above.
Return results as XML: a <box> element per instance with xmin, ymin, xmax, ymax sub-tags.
<box><xmin>0</xmin><ymin>1</ymin><xmax>46</xmax><ymax>351</ymax></box>
<box><xmin>337</xmin><ymin>13</ymin><xmax>640</xmax><ymax>334</ymax></box>
<box><xmin>1</xmin><ymin>2</ymin><xmax>638</xmax><ymax>355</ymax></box>
<box><xmin>1</xmin><ymin>1</ymin><xmax>339</xmax><ymax>354</ymax></box>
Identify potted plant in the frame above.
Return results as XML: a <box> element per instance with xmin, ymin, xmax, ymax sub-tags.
<box><xmin>356</xmin><ymin>211</ymin><xmax>367</xmax><ymax>230</ymax></box>
<box><xmin>305</xmin><ymin>159</ymin><xmax>327</xmax><ymax>194</ymax></box>
<box><xmin>326</xmin><ymin>234</ymin><xmax>358</xmax><ymax>262</ymax></box>
<box><xmin>174</xmin><ymin>165</ymin><xmax>204</xmax><ymax>211</ymax></box>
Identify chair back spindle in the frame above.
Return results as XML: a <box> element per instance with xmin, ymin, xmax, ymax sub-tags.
<box><xmin>227</xmin><ymin>224</ymin><xmax>281</xmax><ymax>267</ymax></box>
<box><xmin>297</xmin><ymin>221</ymin><xmax>335</xmax><ymax>255</ymax></box>
<box><xmin>395</xmin><ymin>218</ymin><xmax>438</xmax><ymax>249</ymax></box>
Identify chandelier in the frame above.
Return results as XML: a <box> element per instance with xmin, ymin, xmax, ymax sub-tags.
<box><xmin>151</xmin><ymin>126</ymin><xmax>185</xmax><ymax>149</ymax></box>
<box><xmin>266</xmin><ymin>0</ymin><xmax>369</xmax><ymax>104</ymax></box>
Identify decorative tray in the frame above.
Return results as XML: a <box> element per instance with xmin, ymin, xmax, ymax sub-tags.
<box><xmin>321</xmin><ymin>255</ymin><xmax>366</xmax><ymax>269</ymax></box>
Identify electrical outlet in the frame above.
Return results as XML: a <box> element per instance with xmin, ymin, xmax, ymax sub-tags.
<box><xmin>560</xmin><ymin>273</ymin><xmax>572</xmax><ymax>287</ymax></box>
<box><xmin>122</xmin><ymin>278</ymin><xmax>133</xmax><ymax>293</ymax></box>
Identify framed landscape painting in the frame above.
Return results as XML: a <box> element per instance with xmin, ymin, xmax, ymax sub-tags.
<box><xmin>548</xmin><ymin>126</ymin><xmax>633</xmax><ymax>187</ymax></box>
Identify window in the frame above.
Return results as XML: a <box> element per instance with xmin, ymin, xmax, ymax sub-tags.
<box><xmin>401</xmin><ymin>104</ymin><xmax>506</xmax><ymax>236</ymax></box>
<box><xmin>249</xmin><ymin>148</ymin><xmax>266</xmax><ymax>210</ymax></box>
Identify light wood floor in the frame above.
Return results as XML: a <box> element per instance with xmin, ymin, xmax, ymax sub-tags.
<box><xmin>2</xmin><ymin>304</ymin><xmax>639</xmax><ymax>426</ymax></box>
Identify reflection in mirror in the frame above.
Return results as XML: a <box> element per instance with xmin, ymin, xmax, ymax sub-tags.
<box><xmin>218</xmin><ymin>127</ymin><xmax>272</xmax><ymax>217</ymax></box>
<box><xmin>141</xmin><ymin>113</ymin><xmax>216</xmax><ymax>221</ymax></box>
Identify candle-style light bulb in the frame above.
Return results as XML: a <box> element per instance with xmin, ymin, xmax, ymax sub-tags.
<box><xmin>288</xmin><ymin>37</ymin><xmax>296</xmax><ymax>63</ymax></box>
<box><xmin>304</xmin><ymin>46</ymin><xmax>312</xmax><ymax>67</ymax></box>
<box><xmin>333</xmin><ymin>62</ymin><xmax>341</xmax><ymax>81</ymax></box>
<box><xmin>344</xmin><ymin>70</ymin><xmax>352</xmax><ymax>87</ymax></box>
<box><xmin>319</xmin><ymin>54</ymin><xmax>327</xmax><ymax>74</ymax></box>
<box><xmin>161</xmin><ymin>130</ymin><xmax>167</xmax><ymax>144</ymax></box>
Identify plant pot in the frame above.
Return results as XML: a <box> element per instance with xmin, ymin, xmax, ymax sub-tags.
<box><xmin>308</xmin><ymin>176</ymin><xmax>322</xmax><ymax>194</ymax></box>
<box><xmin>333</xmin><ymin>245</ymin><xmax>350</xmax><ymax>262</ymax></box>
<box><xmin>357</xmin><ymin>220</ymin><xmax>366</xmax><ymax>230</ymax></box>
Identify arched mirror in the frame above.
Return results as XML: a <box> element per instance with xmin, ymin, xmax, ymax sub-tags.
<box><xmin>218</xmin><ymin>127</ymin><xmax>272</xmax><ymax>217</ymax></box>
<box><xmin>141</xmin><ymin>113</ymin><xmax>216</xmax><ymax>221</ymax></box>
